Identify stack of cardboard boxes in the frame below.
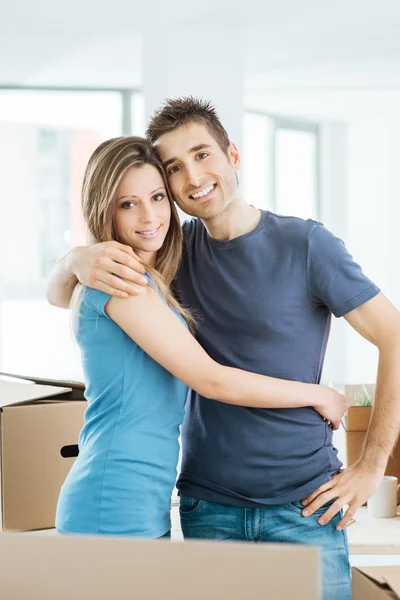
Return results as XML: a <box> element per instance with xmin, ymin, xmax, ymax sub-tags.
<box><xmin>345</xmin><ymin>383</ymin><xmax>400</xmax><ymax>599</ymax></box>
<box><xmin>352</xmin><ymin>567</ymin><xmax>400</xmax><ymax>599</ymax></box>
<box><xmin>0</xmin><ymin>372</ymin><xmax>86</xmax><ymax>531</ymax></box>
<box><xmin>343</xmin><ymin>383</ymin><xmax>400</xmax><ymax>479</ymax></box>
<box><xmin>2</xmin><ymin>374</ymin><xmax>400</xmax><ymax>598</ymax></box>
<box><xmin>0</xmin><ymin>373</ymin><xmax>322</xmax><ymax>599</ymax></box>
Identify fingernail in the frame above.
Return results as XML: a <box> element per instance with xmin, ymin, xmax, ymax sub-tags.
<box><xmin>336</xmin><ymin>526</ymin><xmax>342</xmax><ymax>531</ymax></box>
<box><xmin>301</xmin><ymin>500</ymin><xmax>307</xmax><ymax>506</ymax></box>
<box><xmin>120</xmin><ymin>292</ymin><xmax>128</xmax><ymax>298</ymax></box>
<box><xmin>318</xmin><ymin>518</ymin><xmax>325</xmax><ymax>525</ymax></box>
<box><xmin>303</xmin><ymin>510</ymin><xmax>309</xmax><ymax>517</ymax></box>
<box><xmin>142</xmin><ymin>277</ymin><xmax>148</xmax><ymax>284</ymax></box>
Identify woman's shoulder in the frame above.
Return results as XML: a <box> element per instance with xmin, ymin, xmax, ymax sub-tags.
<box><xmin>80</xmin><ymin>287</ymin><xmax>112</xmax><ymax>316</ymax></box>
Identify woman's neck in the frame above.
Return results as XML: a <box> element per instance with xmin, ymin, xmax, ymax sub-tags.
<box><xmin>135</xmin><ymin>249</ymin><xmax>157</xmax><ymax>268</ymax></box>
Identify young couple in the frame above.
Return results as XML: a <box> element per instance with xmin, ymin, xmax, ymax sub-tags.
<box><xmin>48</xmin><ymin>97</ymin><xmax>400</xmax><ymax>600</ymax></box>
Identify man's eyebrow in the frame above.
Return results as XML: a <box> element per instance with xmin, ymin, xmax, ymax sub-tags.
<box><xmin>116</xmin><ymin>187</ymin><xmax>165</xmax><ymax>201</ymax></box>
<box><xmin>162</xmin><ymin>144</ymin><xmax>212</xmax><ymax>169</ymax></box>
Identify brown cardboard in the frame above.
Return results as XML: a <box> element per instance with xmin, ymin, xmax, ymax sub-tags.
<box><xmin>343</xmin><ymin>385</ymin><xmax>400</xmax><ymax>480</ymax></box>
<box><xmin>352</xmin><ymin>566</ymin><xmax>400</xmax><ymax>599</ymax></box>
<box><xmin>0</xmin><ymin>533</ymin><xmax>321</xmax><ymax>600</ymax></box>
<box><xmin>0</xmin><ymin>373</ymin><xmax>86</xmax><ymax>532</ymax></box>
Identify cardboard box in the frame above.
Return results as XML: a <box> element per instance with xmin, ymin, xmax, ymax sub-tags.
<box><xmin>343</xmin><ymin>385</ymin><xmax>400</xmax><ymax>480</ymax></box>
<box><xmin>0</xmin><ymin>372</ymin><xmax>86</xmax><ymax>532</ymax></box>
<box><xmin>0</xmin><ymin>533</ymin><xmax>321</xmax><ymax>600</ymax></box>
<box><xmin>352</xmin><ymin>566</ymin><xmax>400</xmax><ymax>599</ymax></box>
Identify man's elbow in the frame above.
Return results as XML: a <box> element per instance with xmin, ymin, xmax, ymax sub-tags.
<box><xmin>46</xmin><ymin>287</ymin><xmax>70</xmax><ymax>309</ymax></box>
<box><xmin>377</xmin><ymin>326</ymin><xmax>400</xmax><ymax>352</ymax></box>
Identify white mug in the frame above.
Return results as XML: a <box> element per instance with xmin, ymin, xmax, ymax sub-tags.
<box><xmin>367</xmin><ymin>476</ymin><xmax>400</xmax><ymax>518</ymax></box>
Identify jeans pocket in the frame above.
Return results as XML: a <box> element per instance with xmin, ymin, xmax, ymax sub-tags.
<box><xmin>286</xmin><ymin>498</ymin><xmax>336</xmax><ymax>516</ymax></box>
<box><xmin>179</xmin><ymin>495</ymin><xmax>203</xmax><ymax>516</ymax></box>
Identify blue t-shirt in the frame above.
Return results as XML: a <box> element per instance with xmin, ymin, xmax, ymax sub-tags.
<box><xmin>56</xmin><ymin>278</ymin><xmax>188</xmax><ymax>537</ymax></box>
<box><xmin>175</xmin><ymin>211</ymin><xmax>380</xmax><ymax>506</ymax></box>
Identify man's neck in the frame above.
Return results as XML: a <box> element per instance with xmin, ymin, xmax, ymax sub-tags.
<box><xmin>202</xmin><ymin>199</ymin><xmax>262</xmax><ymax>241</ymax></box>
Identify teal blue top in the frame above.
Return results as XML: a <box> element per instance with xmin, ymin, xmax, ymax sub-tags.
<box><xmin>56</xmin><ymin>277</ymin><xmax>188</xmax><ymax>537</ymax></box>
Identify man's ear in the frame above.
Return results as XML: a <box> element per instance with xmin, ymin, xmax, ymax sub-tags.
<box><xmin>227</xmin><ymin>142</ymin><xmax>240</xmax><ymax>171</ymax></box>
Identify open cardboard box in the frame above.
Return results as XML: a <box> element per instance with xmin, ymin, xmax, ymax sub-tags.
<box><xmin>343</xmin><ymin>384</ymin><xmax>400</xmax><ymax>480</ymax></box>
<box><xmin>353</xmin><ymin>566</ymin><xmax>400</xmax><ymax>599</ymax></box>
<box><xmin>0</xmin><ymin>533</ymin><xmax>321</xmax><ymax>600</ymax></box>
<box><xmin>0</xmin><ymin>372</ymin><xmax>86</xmax><ymax>532</ymax></box>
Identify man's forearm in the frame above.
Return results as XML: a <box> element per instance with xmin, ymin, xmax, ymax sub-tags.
<box><xmin>360</xmin><ymin>341</ymin><xmax>400</xmax><ymax>470</ymax></box>
<box><xmin>47</xmin><ymin>252</ymin><xmax>78</xmax><ymax>309</ymax></box>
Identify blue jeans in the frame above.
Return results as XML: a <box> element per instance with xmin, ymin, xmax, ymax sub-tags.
<box><xmin>180</xmin><ymin>495</ymin><xmax>351</xmax><ymax>600</ymax></box>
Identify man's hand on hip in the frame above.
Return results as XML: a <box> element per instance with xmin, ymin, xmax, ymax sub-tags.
<box><xmin>69</xmin><ymin>242</ymin><xmax>148</xmax><ymax>298</ymax></box>
<box><xmin>300</xmin><ymin>462</ymin><xmax>385</xmax><ymax>530</ymax></box>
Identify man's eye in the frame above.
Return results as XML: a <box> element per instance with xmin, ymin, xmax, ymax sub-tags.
<box><xmin>168</xmin><ymin>165</ymin><xmax>180</xmax><ymax>175</ymax></box>
<box><xmin>153</xmin><ymin>194</ymin><xmax>165</xmax><ymax>202</ymax></box>
<box><xmin>198</xmin><ymin>152</ymin><xmax>209</xmax><ymax>160</ymax></box>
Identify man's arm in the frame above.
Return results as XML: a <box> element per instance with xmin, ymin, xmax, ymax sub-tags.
<box><xmin>46</xmin><ymin>242</ymin><xmax>148</xmax><ymax>309</ymax></box>
<box><xmin>346</xmin><ymin>293</ymin><xmax>400</xmax><ymax>471</ymax></box>
<box><xmin>300</xmin><ymin>292</ymin><xmax>400</xmax><ymax>529</ymax></box>
<box><xmin>47</xmin><ymin>251</ymin><xmax>79</xmax><ymax>309</ymax></box>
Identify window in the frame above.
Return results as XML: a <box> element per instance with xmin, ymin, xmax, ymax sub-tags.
<box><xmin>0</xmin><ymin>87</ymin><xmax>136</xmax><ymax>380</ymax></box>
<box><xmin>274</xmin><ymin>119</ymin><xmax>319</xmax><ymax>220</ymax></box>
<box><xmin>242</xmin><ymin>112</ymin><xmax>273</xmax><ymax>210</ymax></box>
<box><xmin>243</xmin><ymin>111</ymin><xmax>320</xmax><ymax>220</ymax></box>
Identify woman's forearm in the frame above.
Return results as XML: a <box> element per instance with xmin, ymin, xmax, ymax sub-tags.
<box><xmin>203</xmin><ymin>364</ymin><xmax>323</xmax><ymax>410</ymax></box>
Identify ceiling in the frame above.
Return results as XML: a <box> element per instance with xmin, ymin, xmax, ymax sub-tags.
<box><xmin>2</xmin><ymin>0</ymin><xmax>400</xmax><ymax>119</ymax></box>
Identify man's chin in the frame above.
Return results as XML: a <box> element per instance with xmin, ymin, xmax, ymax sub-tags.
<box><xmin>180</xmin><ymin>201</ymin><xmax>222</xmax><ymax>220</ymax></box>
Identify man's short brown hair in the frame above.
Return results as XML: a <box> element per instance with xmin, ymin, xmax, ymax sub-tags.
<box><xmin>146</xmin><ymin>97</ymin><xmax>230</xmax><ymax>154</ymax></box>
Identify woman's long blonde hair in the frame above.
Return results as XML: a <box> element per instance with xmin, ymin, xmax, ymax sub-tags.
<box><xmin>77</xmin><ymin>136</ymin><xmax>194</xmax><ymax>329</ymax></box>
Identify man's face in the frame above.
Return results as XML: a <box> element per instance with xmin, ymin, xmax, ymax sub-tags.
<box><xmin>154</xmin><ymin>122</ymin><xmax>240</xmax><ymax>220</ymax></box>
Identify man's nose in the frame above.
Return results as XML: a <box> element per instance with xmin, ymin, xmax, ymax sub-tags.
<box><xmin>186</xmin><ymin>164</ymin><xmax>203</xmax><ymax>189</ymax></box>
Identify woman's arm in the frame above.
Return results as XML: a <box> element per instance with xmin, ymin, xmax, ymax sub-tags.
<box><xmin>47</xmin><ymin>242</ymin><xmax>148</xmax><ymax>308</ymax></box>
<box><xmin>105</xmin><ymin>285</ymin><xmax>346</xmax><ymax>427</ymax></box>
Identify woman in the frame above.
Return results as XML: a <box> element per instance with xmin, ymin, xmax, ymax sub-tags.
<box><xmin>55</xmin><ymin>136</ymin><xmax>346</xmax><ymax>539</ymax></box>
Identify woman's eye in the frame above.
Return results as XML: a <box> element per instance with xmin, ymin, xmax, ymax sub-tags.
<box><xmin>168</xmin><ymin>165</ymin><xmax>180</xmax><ymax>175</ymax></box>
<box><xmin>153</xmin><ymin>194</ymin><xmax>165</xmax><ymax>202</ymax></box>
<box><xmin>198</xmin><ymin>152</ymin><xmax>209</xmax><ymax>160</ymax></box>
<box><xmin>121</xmin><ymin>201</ymin><xmax>135</xmax><ymax>209</ymax></box>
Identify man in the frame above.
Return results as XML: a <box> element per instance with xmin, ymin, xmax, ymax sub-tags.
<box><xmin>48</xmin><ymin>97</ymin><xmax>400</xmax><ymax>600</ymax></box>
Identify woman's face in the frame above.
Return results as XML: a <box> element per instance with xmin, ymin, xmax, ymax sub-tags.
<box><xmin>114</xmin><ymin>164</ymin><xmax>171</xmax><ymax>266</ymax></box>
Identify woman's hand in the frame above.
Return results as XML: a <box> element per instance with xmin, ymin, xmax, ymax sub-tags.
<box><xmin>69</xmin><ymin>241</ymin><xmax>148</xmax><ymax>297</ymax></box>
<box><xmin>313</xmin><ymin>387</ymin><xmax>348</xmax><ymax>430</ymax></box>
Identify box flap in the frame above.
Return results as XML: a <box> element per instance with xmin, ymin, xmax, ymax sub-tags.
<box><xmin>0</xmin><ymin>379</ymin><xmax>72</xmax><ymax>408</ymax></box>
<box><xmin>357</xmin><ymin>567</ymin><xmax>400</xmax><ymax>597</ymax></box>
<box><xmin>386</xmin><ymin>574</ymin><xmax>400</xmax><ymax>598</ymax></box>
<box><xmin>0</xmin><ymin>371</ymin><xmax>85</xmax><ymax>391</ymax></box>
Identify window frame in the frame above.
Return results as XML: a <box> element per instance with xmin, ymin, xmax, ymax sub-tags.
<box><xmin>0</xmin><ymin>84</ymin><xmax>140</xmax><ymax>135</ymax></box>
<box><xmin>246</xmin><ymin>110</ymin><xmax>321</xmax><ymax>219</ymax></box>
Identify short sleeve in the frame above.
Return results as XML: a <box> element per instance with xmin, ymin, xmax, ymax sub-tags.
<box><xmin>306</xmin><ymin>224</ymin><xmax>380</xmax><ymax>318</ymax></box>
<box><xmin>81</xmin><ymin>287</ymin><xmax>112</xmax><ymax>317</ymax></box>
